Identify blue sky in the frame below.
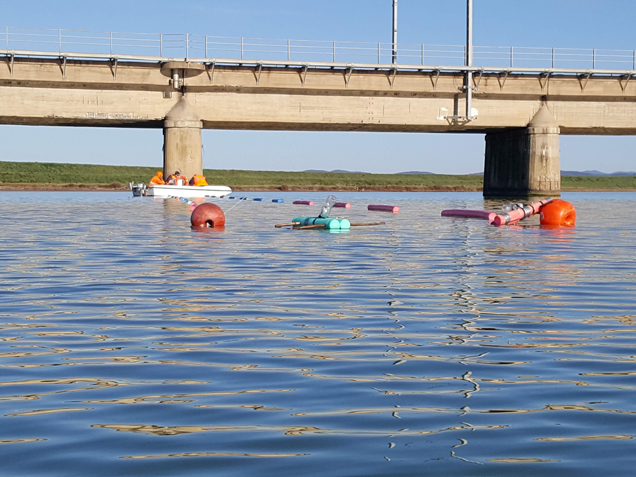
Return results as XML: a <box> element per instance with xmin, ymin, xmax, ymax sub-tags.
<box><xmin>2</xmin><ymin>0</ymin><xmax>636</xmax><ymax>174</ymax></box>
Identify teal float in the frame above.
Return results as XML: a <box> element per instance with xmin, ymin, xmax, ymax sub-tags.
<box><xmin>292</xmin><ymin>216</ymin><xmax>351</xmax><ymax>230</ymax></box>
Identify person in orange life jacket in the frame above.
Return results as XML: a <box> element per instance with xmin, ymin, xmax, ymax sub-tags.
<box><xmin>167</xmin><ymin>171</ymin><xmax>187</xmax><ymax>185</ymax></box>
<box><xmin>189</xmin><ymin>174</ymin><xmax>209</xmax><ymax>186</ymax></box>
<box><xmin>149</xmin><ymin>171</ymin><xmax>165</xmax><ymax>185</ymax></box>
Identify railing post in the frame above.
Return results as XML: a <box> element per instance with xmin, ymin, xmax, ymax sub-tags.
<box><xmin>185</xmin><ymin>33</ymin><xmax>189</xmax><ymax>60</ymax></box>
<box><xmin>378</xmin><ymin>42</ymin><xmax>381</xmax><ymax>63</ymax></box>
<box><xmin>333</xmin><ymin>41</ymin><xmax>336</xmax><ymax>62</ymax></box>
<box><xmin>109</xmin><ymin>31</ymin><xmax>113</xmax><ymax>55</ymax></box>
<box><xmin>592</xmin><ymin>48</ymin><xmax>596</xmax><ymax>69</ymax></box>
<box><xmin>421</xmin><ymin>44</ymin><xmax>424</xmax><ymax>65</ymax></box>
<box><xmin>287</xmin><ymin>38</ymin><xmax>290</xmax><ymax>61</ymax></box>
<box><xmin>552</xmin><ymin>47</ymin><xmax>555</xmax><ymax>68</ymax></box>
<box><xmin>205</xmin><ymin>35</ymin><xmax>208</xmax><ymax>58</ymax></box>
<box><xmin>159</xmin><ymin>33</ymin><xmax>163</xmax><ymax>57</ymax></box>
<box><xmin>241</xmin><ymin>37</ymin><xmax>244</xmax><ymax>59</ymax></box>
<box><xmin>5</xmin><ymin>26</ymin><xmax>8</xmax><ymax>50</ymax></box>
<box><xmin>633</xmin><ymin>50</ymin><xmax>635</xmax><ymax>70</ymax></box>
<box><xmin>58</xmin><ymin>29</ymin><xmax>62</xmax><ymax>53</ymax></box>
<box><xmin>510</xmin><ymin>46</ymin><xmax>514</xmax><ymax>67</ymax></box>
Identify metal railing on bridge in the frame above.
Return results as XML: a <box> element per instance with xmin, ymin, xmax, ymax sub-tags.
<box><xmin>3</xmin><ymin>26</ymin><xmax>636</xmax><ymax>72</ymax></box>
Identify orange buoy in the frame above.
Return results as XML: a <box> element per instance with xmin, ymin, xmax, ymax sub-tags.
<box><xmin>540</xmin><ymin>199</ymin><xmax>576</xmax><ymax>227</ymax></box>
<box><xmin>190</xmin><ymin>203</ymin><xmax>226</xmax><ymax>228</ymax></box>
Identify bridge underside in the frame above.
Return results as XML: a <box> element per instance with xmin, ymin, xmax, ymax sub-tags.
<box><xmin>2</xmin><ymin>57</ymin><xmax>636</xmax><ymax>195</ymax></box>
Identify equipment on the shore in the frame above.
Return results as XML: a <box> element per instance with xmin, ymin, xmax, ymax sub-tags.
<box><xmin>368</xmin><ymin>204</ymin><xmax>400</xmax><ymax>213</ymax></box>
<box><xmin>191</xmin><ymin>203</ymin><xmax>226</xmax><ymax>228</ymax></box>
<box><xmin>540</xmin><ymin>199</ymin><xmax>576</xmax><ymax>227</ymax></box>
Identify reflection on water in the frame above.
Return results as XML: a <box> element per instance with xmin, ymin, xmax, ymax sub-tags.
<box><xmin>1</xmin><ymin>191</ymin><xmax>636</xmax><ymax>476</ymax></box>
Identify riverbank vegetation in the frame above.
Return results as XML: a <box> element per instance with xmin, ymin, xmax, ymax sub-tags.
<box><xmin>0</xmin><ymin>161</ymin><xmax>634</xmax><ymax>191</ymax></box>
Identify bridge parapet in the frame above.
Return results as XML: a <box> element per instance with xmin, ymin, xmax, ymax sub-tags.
<box><xmin>3</xmin><ymin>26</ymin><xmax>636</xmax><ymax>75</ymax></box>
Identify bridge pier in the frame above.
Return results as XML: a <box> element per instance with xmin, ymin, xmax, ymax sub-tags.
<box><xmin>163</xmin><ymin>96</ymin><xmax>203</xmax><ymax>180</ymax></box>
<box><xmin>483</xmin><ymin>105</ymin><xmax>561</xmax><ymax>198</ymax></box>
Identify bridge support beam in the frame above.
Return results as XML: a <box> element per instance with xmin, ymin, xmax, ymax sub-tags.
<box><xmin>483</xmin><ymin>105</ymin><xmax>561</xmax><ymax>198</ymax></box>
<box><xmin>163</xmin><ymin>96</ymin><xmax>203</xmax><ymax>180</ymax></box>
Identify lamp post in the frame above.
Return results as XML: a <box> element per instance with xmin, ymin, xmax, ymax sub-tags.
<box><xmin>465</xmin><ymin>0</ymin><xmax>474</xmax><ymax>118</ymax></box>
<box><xmin>392</xmin><ymin>0</ymin><xmax>398</xmax><ymax>64</ymax></box>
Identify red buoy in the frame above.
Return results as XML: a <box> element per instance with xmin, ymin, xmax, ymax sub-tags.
<box><xmin>540</xmin><ymin>199</ymin><xmax>576</xmax><ymax>227</ymax></box>
<box><xmin>191</xmin><ymin>203</ymin><xmax>226</xmax><ymax>228</ymax></box>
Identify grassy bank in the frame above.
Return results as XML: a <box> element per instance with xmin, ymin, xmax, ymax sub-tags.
<box><xmin>0</xmin><ymin>161</ymin><xmax>634</xmax><ymax>191</ymax></box>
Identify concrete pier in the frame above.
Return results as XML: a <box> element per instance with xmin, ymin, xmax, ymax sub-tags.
<box><xmin>483</xmin><ymin>105</ymin><xmax>561</xmax><ymax>198</ymax></box>
<box><xmin>163</xmin><ymin>97</ymin><xmax>202</xmax><ymax>179</ymax></box>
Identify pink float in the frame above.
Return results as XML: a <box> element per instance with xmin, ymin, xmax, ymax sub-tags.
<box><xmin>441</xmin><ymin>209</ymin><xmax>497</xmax><ymax>223</ymax></box>
<box><xmin>492</xmin><ymin>198</ymin><xmax>552</xmax><ymax>226</ymax></box>
<box><xmin>293</xmin><ymin>200</ymin><xmax>314</xmax><ymax>205</ymax></box>
<box><xmin>368</xmin><ymin>205</ymin><xmax>399</xmax><ymax>213</ymax></box>
<box><xmin>334</xmin><ymin>202</ymin><xmax>351</xmax><ymax>209</ymax></box>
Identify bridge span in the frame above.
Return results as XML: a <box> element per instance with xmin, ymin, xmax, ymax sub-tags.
<box><xmin>3</xmin><ymin>28</ymin><xmax>636</xmax><ymax>196</ymax></box>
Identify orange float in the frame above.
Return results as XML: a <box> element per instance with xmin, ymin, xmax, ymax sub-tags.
<box><xmin>540</xmin><ymin>199</ymin><xmax>576</xmax><ymax>227</ymax></box>
<box><xmin>190</xmin><ymin>203</ymin><xmax>226</xmax><ymax>228</ymax></box>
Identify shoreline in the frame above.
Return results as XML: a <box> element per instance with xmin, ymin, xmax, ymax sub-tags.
<box><xmin>0</xmin><ymin>183</ymin><xmax>481</xmax><ymax>192</ymax></box>
<box><xmin>1</xmin><ymin>183</ymin><xmax>636</xmax><ymax>193</ymax></box>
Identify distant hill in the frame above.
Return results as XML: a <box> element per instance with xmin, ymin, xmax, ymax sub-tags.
<box><xmin>561</xmin><ymin>170</ymin><xmax>636</xmax><ymax>176</ymax></box>
<box><xmin>396</xmin><ymin>171</ymin><xmax>435</xmax><ymax>175</ymax></box>
<box><xmin>304</xmin><ymin>169</ymin><xmax>636</xmax><ymax>176</ymax></box>
<box><xmin>304</xmin><ymin>169</ymin><xmax>368</xmax><ymax>174</ymax></box>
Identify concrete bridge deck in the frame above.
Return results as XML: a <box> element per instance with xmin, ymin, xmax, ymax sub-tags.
<box><xmin>2</xmin><ymin>55</ymin><xmax>636</xmax><ymax>134</ymax></box>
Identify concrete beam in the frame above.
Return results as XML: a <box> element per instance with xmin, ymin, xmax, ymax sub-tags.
<box><xmin>2</xmin><ymin>58</ymin><xmax>636</xmax><ymax>134</ymax></box>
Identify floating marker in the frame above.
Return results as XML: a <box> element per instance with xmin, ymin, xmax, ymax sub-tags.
<box><xmin>272</xmin><ymin>199</ymin><xmax>284</xmax><ymax>203</ymax></box>
<box><xmin>167</xmin><ymin>195</ymin><xmax>199</xmax><ymax>211</ymax></box>
<box><xmin>368</xmin><ymin>204</ymin><xmax>399</xmax><ymax>213</ymax></box>
<box><xmin>442</xmin><ymin>209</ymin><xmax>497</xmax><ymax>223</ymax></box>
<box><xmin>293</xmin><ymin>200</ymin><xmax>314</xmax><ymax>205</ymax></box>
<box><xmin>540</xmin><ymin>199</ymin><xmax>576</xmax><ymax>227</ymax></box>
<box><xmin>492</xmin><ymin>198</ymin><xmax>552</xmax><ymax>226</ymax></box>
<box><xmin>191</xmin><ymin>203</ymin><xmax>226</xmax><ymax>228</ymax></box>
<box><xmin>334</xmin><ymin>202</ymin><xmax>351</xmax><ymax>209</ymax></box>
<box><xmin>253</xmin><ymin>198</ymin><xmax>263</xmax><ymax>201</ymax></box>
<box><xmin>292</xmin><ymin>216</ymin><xmax>351</xmax><ymax>230</ymax></box>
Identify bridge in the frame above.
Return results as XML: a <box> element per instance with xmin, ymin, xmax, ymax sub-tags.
<box><xmin>2</xmin><ymin>27</ymin><xmax>636</xmax><ymax>196</ymax></box>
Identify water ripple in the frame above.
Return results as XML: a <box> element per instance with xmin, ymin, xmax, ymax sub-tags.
<box><xmin>1</xmin><ymin>191</ymin><xmax>636</xmax><ymax>476</ymax></box>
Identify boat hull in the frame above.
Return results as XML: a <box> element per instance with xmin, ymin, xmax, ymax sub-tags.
<box><xmin>145</xmin><ymin>184</ymin><xmax>232</xmax><ymax>198</ymax></box>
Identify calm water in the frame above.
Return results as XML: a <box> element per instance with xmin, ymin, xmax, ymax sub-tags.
<box><xmin>1</xmin><ymin>191</ymin><xmax>635</xmax><ymax>476</ymax></box>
